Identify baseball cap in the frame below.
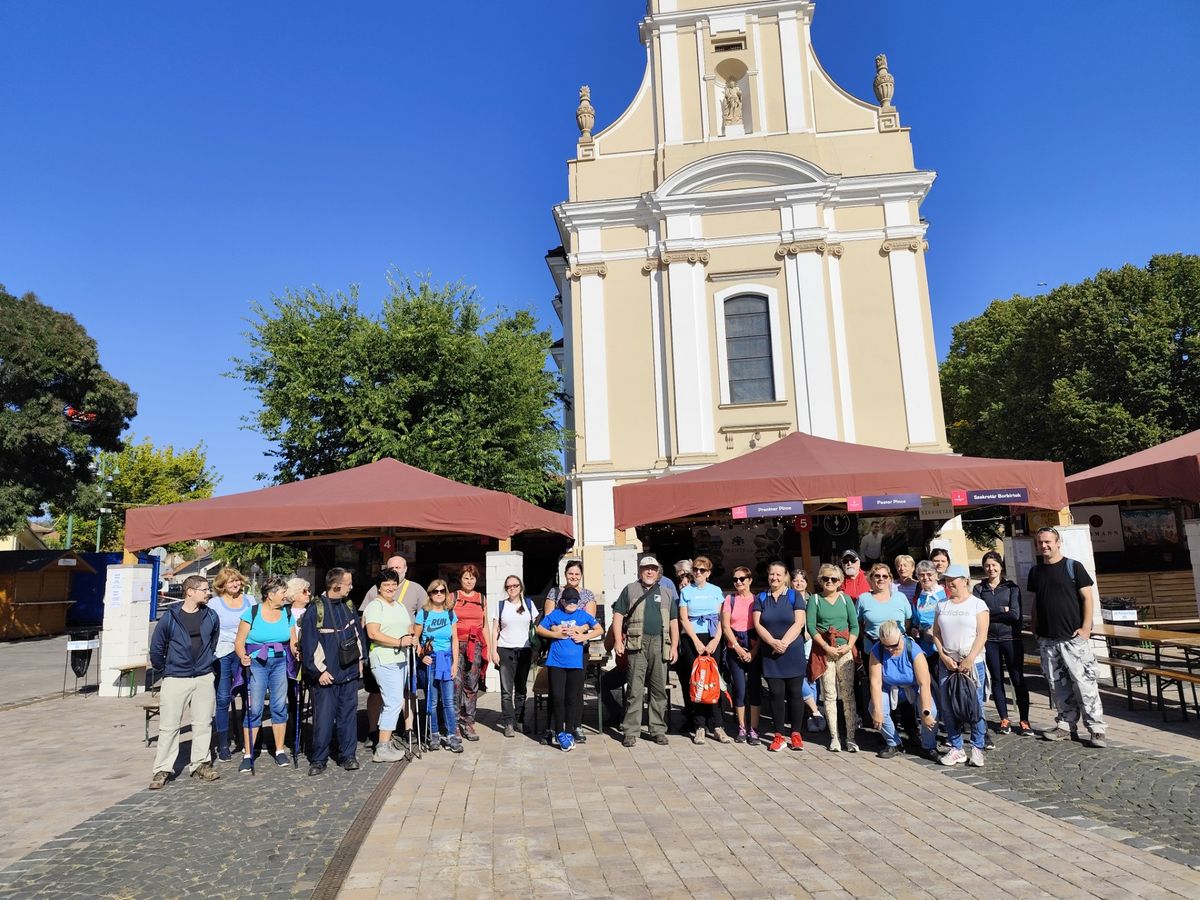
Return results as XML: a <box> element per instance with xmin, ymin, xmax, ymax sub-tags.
<box><xmin>840</xmin><ymin>550</ymin><xmax>860</xmax><ymax>562</ymax></box>
<box><xmin>945</xmin><ymin>564</ymin><xmax>970</xmax><ymax>580</ymax></box>
<box><xmin>638</xmin><ymin>554</ymin><xmax>661</xmax><ymax>570</ymax></box>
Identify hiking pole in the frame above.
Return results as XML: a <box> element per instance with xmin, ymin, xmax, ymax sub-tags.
<box><xmin>292</xmin><ymin>679</ymin><xmax>302</xmax><ymax>768</ymax></box>
<box><xmin>407</xmin><ymin>643</ymin><xmax>421</xmax><ymax>760</ymax></box>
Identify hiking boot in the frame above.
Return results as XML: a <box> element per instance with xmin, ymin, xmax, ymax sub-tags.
<box><xmin>503</xmin><ymin>724</ymin><xmax>515</xmax><ymax>738</ymax></box>
<box><xmin>768</xmin><ymin>734</ymin><xmax>786</xmax><ymax>752</ymax></box>
<box><xmin>735</xmin><ymin>728</ymin><xmax>747</xmax><ymax>743</ymax></box>
<box><xmin>998</xmin><ymin>718</ymin><xmax>1012</xmax><ymax>735</ymax></box>
<box><xmin>828</xmin><ymin>738</ymin><xmax>841</xmax><ymax>753</ymax></box>
<box><xmin>238</xmin><ymin>757</ymin><xmax>254</xmax><ymax>775</ymax></box>
<box><xmin>460</xmin><ymin>722</ymin><xmax>480</xmax><ymax>742</ymax></box>
<box><xmin>342</xmin><ymin>757</ymin><xmax>360</xmax><ymax>771</ymax></box>
<box><xmin>919</xmin><ymin>747</ymin><xmax>940</xmax><ymax>762</ymax></box>
<box><xmin>191</xmin><ymin>762</ymin><xmax>220</xmax><ymax>782</ymax></box>
<box><xmin>1085</xmin><ymin>731</ymin><xmax>1107</xmax><ymax>749</ymax></box>
<box><xmin>215</xmin><ymin>731</ymin><xmax>232</xmax><ymax>762</ymax></box>
<box><xmin>1040</xmin><ymin>724</ymin><xmax>1070</xmax><ymax>741</ymax></box>
<box><xmin>1018</xmin><ymin>721</ymin><xmax>1034</xmax><ymax>737</ymax></box>
<box><xmin>274</xmin><ymin>752</ymin><xmax>290</xmax><ymax>768</ymax></box>
<box><xmin>447</xmin><ymin>737</ymin><xmax>464</xmax><ymax>754</ymax></box>
<box><xmin>622</xmin><ymin>734</ymin><xmax>638</xmax><ymax>748</ymax></box>
<box><xmin>939</xmin><ymin>747</ymin><xmax>966</xmax><ymax>767</ymax></box>
<box><xmin>426</xmin><ymin>737</ymin><xmax>441</xmax><ymax>752</ymax></box>
<box><xmin>712</xmin><ymin>728</ymin><xmax>733</xmax><ymax>744</ymax></box>
<box><xmin>877</xmin><ymin>744</ymin><xmax>899</xmax><ymax>760</ymax></box>
<box><xmin>557</xmin><ymin>732</ymin><xmax>575</xmax><ymax>752</ymax></box>
<box><xmin>746</xmin><ymin>729</ymin><xmax>759</xmax><ymax>746</ymax></box>
<box><xmin>373</xmin><ymin>742</ymin><xmax>404</xmax><ymax>763</ymax></box>
<box><xmin>845</xmin><ymin>739</ymin><xmax>859</xmax><ymax>753</ymax></box>
<box><xmin>652</xmin><ymin>734</ymin><xmax>669</xmax><ymax>746</ymax></box>
<box><xmin>573</xmin><ymin>729</ymin><xmax>587</xmax><ymax>744</ymax></box>
<box><xmin>149</xmin><ymin>770</ymin><xmax>169</xmax><ymax>791</ymax></box>
<box><xmin>308</xmin><ymin>763</ymin><xmax>327</xmax><ymax>776</ymax></box>
<box><xmin>968</xmin><ymin>747</ymin><xmax>985</xmax><ymax>767</ymax></box>
<box><xmin>692</xmin><ymin>730</ymin><xmax>706</xmax><ymax>746</ymax></box>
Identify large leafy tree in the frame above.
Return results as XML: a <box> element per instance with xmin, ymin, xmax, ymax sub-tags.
<box><xmin>49</xmin><ymin>437</ymin><xmax>218</xmax><ymax>552</ymax></box>
<box><xmin>0</xmin><ymin>287</ymin><xmax>138</xmax><ymax>535</ymax></box>
<box><xmin>940</xmin><ymin>254</ymin><xmax>1200</xmax><ymax>474</ymax></box>
<box><xmin>233</xmin><ymin>275</ymin><xmax>564</xmax><ymax>504</ymax></box>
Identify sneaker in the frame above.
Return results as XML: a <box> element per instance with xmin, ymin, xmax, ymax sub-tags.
<box><xmin>238</xmin><ymin>757</ymin><xmax>254</xmax><ymax>775</ymax></box>
<box><xmin>426</xmin><ymin>737</ymin><xmax>441</xmax><ymax>752</ymax></box>
<box><xmin>1018</xmin><ymin>721</ymin><xmax>1034</xmax><ymax>737</ymax></box>
<box><xmin>544</xmin><ymin>730</ymin><xmax>556</xmax><ymax>746</ymax></box>
<box><xmin>217</xmin><ymin>745</ymin><xmax>232</xmax><ymax>762</ymax></box>
<box><xmin>877</xmin><ymin>744</ymin><xmax>899</xmax><ymax>760</ymax></box>
<box><xmin>1085</xmin><ymin>731</ymin><xmax>1107</xmax><ymax>749</ymax></box>
<box><xmin>807</xmin><ymin>715</ymin><xmax>826</xmax><ymax>733</ymax></box>
<box><xmin>447</xmin><ymin>737</ymin><xmax>464</xmax><ymax>754</ymax></box>
<box><xmin>622</xmin><ymin>735</ymin><xmax>638</xmax><ymax>748</ymax></box>
<box><xmin>460</xmin><ymin>723</ymin><xmax>480</xmax><ymax>742</ymax></box>
<box><xmin>828</xmin><ymin>738</ymin><xmax>841</xmax><ymax>753</ymax></box>
<box><xmin>573</xmin><ymin>729</ymin><xmax>588</xmax><ymax>744</ymax></box>
<box><xmin>939</xmin><ymin>747</ymin><xmax>966</xmax><ymax>767</ymax></box>
<box><xmin>984</xmin><ymin>733</ymin><xmax>996</xmax><ymax>750</ymax></box>
<box><xmin>503</xmin><ymin>724</ymin><xmax>515</xmax><ymax>738</ymax></box>
<box><xmin>342</xmin><ymin>757</ymin><xmax>360</xmax><ymax>771</ymax></box>
<box><xmin>746</xmin><ymin>729</ymin><xmax>760</xmax><ymax>746</ymax></box>
<box><xmin>692</xmin><ymin>730</ymin><xmax>706</xmax><ymax>746</ymax></box>
<box><xmin>768</xmin><ymin>734</ymin><xmax>786</xmax><ymax>752</ymax></box>
<box><xmin>149</xmin><ymin>770</ymin><xmax>169</xmax><ymax>791</ymax></box>
<box><xmin>789</xmin><ymin>732</ymin><xmax>804</xmax><ymax>752</ymax></box>
<box><xmin>919</xmin><ymin>747</ymin><xmax>940</xmax><ymax>762</ymax></box>
<box><xmin>440</xmin><ymin>735</ymin><xmax>453</xmax><ymax>751</ymax></box>
<box><xmin>308</xmin><ymin>763</ymin><xmax>327</xmax><ymax>776</ymax></box>
<box><xmin>274</xmin><ymin>752</ymin><xmax>290</xmax><ymax>768</ymax></box>
<box><xmin>373</xmin><ymin>742</ymin><xmax>404</xmax><ymax>763</ymax></box>
<box><xmin>1041</xmin><ymin>725</ymin><xmax>1070</xmax><ymax>741</ymax></box>
<box><xmin>735</xmin><ymin>728</ymin><xmax>747</xmax><ymax>744</ymax></box>
<box><xmin>712</xmin><ymin>728</ymin><xmax>733</xmax><ymax>744</ymax></box>
<box><xmin>557</xmin><ymin>731</ymin><xmax>575</xmax><ymax>752</ymax></box>
<box><xmin>845</xmin><ymin>740</ymin><xmax>859</xmax><ymax>754</ymax></box>
<box><xmin>191</xmin><ymin>761</ymin><xmax>220</xmax><ymax>781</ymax></box>
<box><xmin>968</xmin><ymin>747</ymin><xmax>985</xmax><ymax>767</ymax></box>
<box><xmin>998</xmin><ymin>718</ymin><xmax>1012</xmax><ymax>735</ymax></box>
<box><xmin>652</xmin><ymin>734</ymin><xmax>669</xmax><ymax>746</ymax></box>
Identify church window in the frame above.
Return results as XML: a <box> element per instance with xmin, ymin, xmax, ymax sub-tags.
<box><xmin>724</xmin><ymin>295</ymin><xmax>775</xmax><ymax>404</ymax></box>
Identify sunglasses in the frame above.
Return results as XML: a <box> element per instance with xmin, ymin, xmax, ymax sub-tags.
<box><xmin>871</xmin><ymin>574</ymin><xmax>891</xmax><ymax>580</ymax></box>
<box><xmin>733</xmin><ymin>576</ymin><xmax>750</xmax><ymax>583</ymax></box>
<box><xmin>881</xmin><ymin>640</ymin><xmax>901</xmax><ymax>651</ymax></box>
<box><xmin>430</xmin><ymin>588</ymin><xmax>447</xmax><ymax>595</ymax></box>
<box><xmin>820</xmin><ymin>576</ymin><xmax>840</xmax><ymax>584</ymax></box>
<box><xmin>505</xmin><ymin>584</ymin><xmax>521</xmax><ymax>590</ymax></box>
<box><xmin>693</xmin><ymin>567</ymin><xmax>709</xmax><ymax>573</ymax></box>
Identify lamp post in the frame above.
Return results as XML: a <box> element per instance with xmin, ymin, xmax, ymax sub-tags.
<box><xmin>93</xmin><ymin>458</ymin><xmax>118</xmax><ymax>553</ymax></box>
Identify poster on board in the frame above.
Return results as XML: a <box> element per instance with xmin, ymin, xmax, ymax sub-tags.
<box><xmin>1070</xmin><ymin>505</ymin><xmax>1125</xmax><ymax>553</ymax></box>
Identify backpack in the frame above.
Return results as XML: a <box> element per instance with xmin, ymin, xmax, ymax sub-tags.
<box><xmin>689</xmin><ymin>654</ymin><xmax>721</xmax><ymax>705</ymax></box>
<box><xmin>249</xmin><ymin>604</ymin><xmax>292</xmax><ymax>627</ymax></box>
<box><xmin>498</xmin><ymin>595</ymin><xmax>540</xmax><ymax>653</ymax></box>
<box><xmin>943</xmin><ymin>667</ymin><xmax>981</xmax><ymax>728</ymax></box>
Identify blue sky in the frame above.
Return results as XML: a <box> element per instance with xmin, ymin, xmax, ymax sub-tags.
<box><xmin>3</xmin><ymin>1</ymin><xmax>1197</xmax><ymax>495</ymax></box>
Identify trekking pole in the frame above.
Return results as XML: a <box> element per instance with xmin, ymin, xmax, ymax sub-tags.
<box><xmin>407</xmin><ymin>643</ymin><xmax>422</xmax><ymax>760</ymax></box>
<box><xmin>292</xmin><ymin>679</ymin><xmax>302</xmax><ymax>768</ymax></box>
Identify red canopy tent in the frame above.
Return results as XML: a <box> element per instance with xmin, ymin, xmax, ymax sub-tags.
<box><xmin>1067</xmin><ymin>430</ymin><xmax>1200</xmax><ymax>503</ymax></box>
<box><xmin>614</xmin><ymin>432</ymin><xmax>1068</xmax><ymax>529</ymax></box>
<box><xmin>124</xmin><ymin>458</ymin><xmax>572</xmax><ymax>550</ymax></box>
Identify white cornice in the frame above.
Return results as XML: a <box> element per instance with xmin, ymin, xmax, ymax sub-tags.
<box><xmin>640</xmin><ymin>1</ymin><xmax>814</xmax><ymax>40</ymax></box>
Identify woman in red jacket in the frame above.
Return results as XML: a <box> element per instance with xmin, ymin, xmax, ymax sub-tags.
<box><xmin>453</xmin><ymin>564</ymin><xmax>488</xmax><ymax>743</ymax></box>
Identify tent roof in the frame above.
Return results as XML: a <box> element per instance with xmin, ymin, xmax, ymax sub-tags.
<box><xmin>1066</xmin><ymin>430</ymin><xmax>1200</xmax><ymax>503</ymax></box>
<box><xmin>124</xmin><ymin>458</ymin><xmax>572</xmax><ymax>550</ymax></box>
<box><xmin>613</xmin><ymin>432</ymin><xmax>1068</xmax><ymax>529</ymax></box>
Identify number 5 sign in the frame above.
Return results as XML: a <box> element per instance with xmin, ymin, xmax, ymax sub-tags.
<box><xmin>794</xmin><ymin>515</ymin><xmax>812</xmax><ymax>532</ymax></box>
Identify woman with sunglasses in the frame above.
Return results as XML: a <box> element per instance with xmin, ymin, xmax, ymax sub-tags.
<box><xmin>869</xmin><ymin>619</ymin><xmax>938</xmax><ymax>760</ymax></box>
<box><xmin>721</xmin><ymin>566</ymin><xmax>762</xmax><ymax>744</ymax></box>
<box><xmin>490</xmin><ymin>575</ymin><xmax>537</xmax><ymax>737</ymax></box>
<box><xmin>678</xmin><ymin>555</ymin><xmax>731</xmax><ymax>744</ymax></box>
<box><xmin>806</xmin><ymin>564</ymin><xmax>860</xmax><ymax>752</ymax></box>
<box><xmin>857</xmin><ymin>564</ymin><xmax>912</xmax><ymax>656</ymax></box>
<box><xmin>753</xmin><ymin>560</ymin><xmax>808</xmax><ymax>752</ymax></box>
<box><xmin>413</xmin><ymin>580</ymin><xmax>463</xmax><ymax>753</ymax></box>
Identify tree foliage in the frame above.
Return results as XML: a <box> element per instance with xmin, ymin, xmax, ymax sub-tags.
<box><xmin>940</xmin><ymin>254</ymin><xmax>1200</xmax><ymax>474</ymax></box>
<box><xmin>49</xmin><ymin>437</ymin><xmax>218</xmax><ymax>552</ymax></box>
<box><xmin>232</xmin><ymin>274</ymin><xmax>564</xmax><ymax>504</ymax></box>
<box><xmin>209</xmin><ymin>540</ymin><xmax>307</xmax><ymax>577</ymax></box>
<box><xmin>0</xmin><ymin>287</ymin><xmax>138</xmax><ymax>535</ymax></box>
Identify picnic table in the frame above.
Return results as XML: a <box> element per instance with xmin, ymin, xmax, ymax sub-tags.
<box><xmin>1094</xmin><ymin>622</ymin><xmax>1200</xmax><ymax>720</ymax></box>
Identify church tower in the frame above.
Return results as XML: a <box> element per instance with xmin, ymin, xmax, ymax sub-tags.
<box><xmin>548</xmin><ymin>0</ymin><xmax>950</xmax><ymax>553</ymax></box>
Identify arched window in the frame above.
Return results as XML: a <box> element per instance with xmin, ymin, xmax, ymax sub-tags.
<box><xmin>723</xmin><ymin>295</ymin><xmax>775</xmax><ymax>404</ymax></box>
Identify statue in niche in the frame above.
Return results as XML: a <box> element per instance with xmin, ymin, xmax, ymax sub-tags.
<box><xmin>721</xmin><ymin>77</ymin><xmax>743</xmax><ymax>127</ymax></box>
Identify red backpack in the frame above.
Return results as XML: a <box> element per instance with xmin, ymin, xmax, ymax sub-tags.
<box><xmin>689</xmin><ymin>655</ymin><xmax>721</xmax><ymax>705</ymax></box>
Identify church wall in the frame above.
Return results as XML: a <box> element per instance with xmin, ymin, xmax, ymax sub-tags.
<box><xmin>702</xmin><ymin>208</ymin><xmax>777</xmax><ymax>240</ymax></box>
<box><xmin>601</xmin><ymin>226</ymin><xmax>651</xmax><ymax>253</ymax></box>
<box><xmin>757</xmin><ymin>17</ymin><xmax>788</xmax><ymax>133</ymax></box>
<box><xmin>832</xmin><ymin>205</ymin><xmax>884</xmax><ymax>233</ymax></box>
<box><xmin>568</xmin><ymin>154</ymin><xmax>656</xmax><ymax>203</ymax></box>
<box><xmin>593</xmin><ymin>64</ymin><xmax>655</xmax><ymax>156</ymax></box>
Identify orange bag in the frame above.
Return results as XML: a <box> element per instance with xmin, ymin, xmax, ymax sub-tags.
<box><xmin>689</xmin><ymin>655</ymin><xmax>720</xmax><ymax>705</ymax></box>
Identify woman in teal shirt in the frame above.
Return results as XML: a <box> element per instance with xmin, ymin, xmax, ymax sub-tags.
<box><xmin>857</xmin><ymin>564</ymin><xmax>912</xmax><ymax>652</ymax></box>
<box><xmin>233</xmin><ymin>576</ymin><xmax>294</xmax><ymax>773</ymax></box>
<box><xmin>679</xmin><ymin>555</ymin><xmax>730</xmax><ymax>744</ymax></box>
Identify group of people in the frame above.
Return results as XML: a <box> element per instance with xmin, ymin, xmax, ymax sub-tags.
<box><xmin>147</xmin><ymin>526</ymin><xmax>1108</xmax><ymax>788</ymax></box>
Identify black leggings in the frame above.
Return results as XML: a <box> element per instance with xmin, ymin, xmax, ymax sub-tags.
<box><xmin>678</xmin><ymin>632</ymin><xmax>719</xmax><ymax>729</ymax></box>
<box><xmin>985</xmin><ymin>638</ymin><xmax>1030</xmax><ymax>722</ymax></box>
<box><xmin>548</xmin><ymin>666</ymin><xmax>584</xmax><ymax>734</ymax></box>
<box><xmin>766</xmin><ymin>676</ymin><xmax>805</xmax><ymax>737</ymax></box>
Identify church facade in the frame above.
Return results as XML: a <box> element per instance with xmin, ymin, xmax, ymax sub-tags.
<box><xmin>548</xmin><ymin>0</ymin><xmax>951</xmax><ymax>553</ymax></box>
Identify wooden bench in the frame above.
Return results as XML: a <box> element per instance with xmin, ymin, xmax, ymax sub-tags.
<box><xmin>1142</xmin><ymin>666</ymin><xmax>1200</xmax><ymax>721</ymax></box>
<box><xmin>115</xmin><ymin>662</ymin><xmax>147</xmax><ymax>698</ymax></box>
<box><xmin>1095</xmin><ymin>655</ymin><xmax>1155</xmax><ymax>712</ymax></box>
<box><xmin>1098</xmin><ymin>571</ymin><xmax>1199</xmax><ymax>627</ymax></box>
<box><xmin>139</xmin><ymin>693</ymin><xmax>161</xmax><ymax>746</ymax></box>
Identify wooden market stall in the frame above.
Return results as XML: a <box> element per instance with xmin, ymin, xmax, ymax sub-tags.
<box><xmin>0</xmin><ymin>550</ymin><xmax>96</xmax><ymax>639</ymax></box>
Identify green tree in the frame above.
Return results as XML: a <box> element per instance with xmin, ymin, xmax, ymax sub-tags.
<box><xmin>232</xmin><ymin>274</ymin><xmax>564</xmax><ymax>504</ymax></box>
<box><xmin>209</xmin><ymin>540</ymin><xmax>307</xmax><ymax>577</ymax></box>
<box><xmin>0</xmin><ymin>287</ymin><xmax>138</xmax><ymax>535</ymax></box>
<box><xmin>940</xmin><ymin>254</ymin><xmax>1200</xmax><ymax>474</ymax></box>
<box><xmin>49</xmin><ymin>437</ymin><xmax>218</xmax><ymax>552</ymax></box>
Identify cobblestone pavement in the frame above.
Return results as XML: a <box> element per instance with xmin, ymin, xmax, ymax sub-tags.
<box><xmin>0</xmin><ymin>752</ymin><xmax>392</xmax><ymax>898</ymax></box>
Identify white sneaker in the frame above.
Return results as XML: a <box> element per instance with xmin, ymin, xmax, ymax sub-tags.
<box><xmin>939</xmin><ymin>747</ymin><xmax>966</xmax><ymax>767</ymax></box>
<box><xmin>828</xmin><ymin>738</ymin><xmax>841</xmax><ymax>753</ymax></box>
<box><xmin>968</xmin><ymin>747</ymin><xmax>985</xmax><ymax>768</ymax></box>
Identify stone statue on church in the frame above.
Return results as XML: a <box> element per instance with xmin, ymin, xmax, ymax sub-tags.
<box><xmin>873</xmin><ymin>54</ymin><xmax>895</xmax><ymax>107</ymax></box>
<box><xmin>721</xmin><ymin>78</ymin><xmax>743</xmax><ymax>127</ymax></box>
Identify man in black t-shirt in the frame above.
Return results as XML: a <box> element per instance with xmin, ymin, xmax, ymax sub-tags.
<box><xmin>1027</xmin><ymin>527</ymin><xmax>1107</xmax><ymax>747</ymax></box>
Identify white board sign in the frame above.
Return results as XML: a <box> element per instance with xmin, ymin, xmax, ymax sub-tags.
<box><xmin>1071</xmin><ymin>504</ymin><xmax>1126</xmax><ymax>553</ymax></box>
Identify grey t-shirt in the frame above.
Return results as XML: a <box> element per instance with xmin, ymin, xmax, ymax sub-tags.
<box><xmin>361</xmin><ymin>580</ymin><xmax>427</xmax><ymax>620</ymax></box>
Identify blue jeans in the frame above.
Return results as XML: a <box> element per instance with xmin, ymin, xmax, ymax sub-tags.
<box><xmin>213</xmin><ymin>653</ymin><xmax>245</xmax><ymax>734</ymax></box>
<box><xmin>939</xmin><ymin>660</ymin><xmax>987</xmax><ymax>751</ymax></box>
<box><xmin>428</xmin><ymin>676</ymin><xmax>456</xmax><ymax>737</ymax></box>
<box><xmin>880</xmin><ymin>684</ymin><xmax>937</xmax><ymax>749</ymax></box>
<box><xmin>373</xmin><ymin>661</ymin><xmax>407</xmax><ymax>733</ymax></box>
<box><xmin>246</xmin><ymin>655</ymin><xmax>288</xmax><ymax>728</ymax></box>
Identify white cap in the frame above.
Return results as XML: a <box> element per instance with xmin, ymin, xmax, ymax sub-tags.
<box><xmin>638</xmin><ymin>554</ymin><xmax>661</xmax><ymax>570</ymax></box>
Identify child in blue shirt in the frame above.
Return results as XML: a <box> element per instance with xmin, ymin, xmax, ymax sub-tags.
<box><xmin>535</xmin><ymin>587</ymin><xmax>601</xmax><ymax>751</ymax></box>
<box><xmin>414</xmin><ymin>580</ymin><xmax>462</xmax><ymax>753</ymax></box>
